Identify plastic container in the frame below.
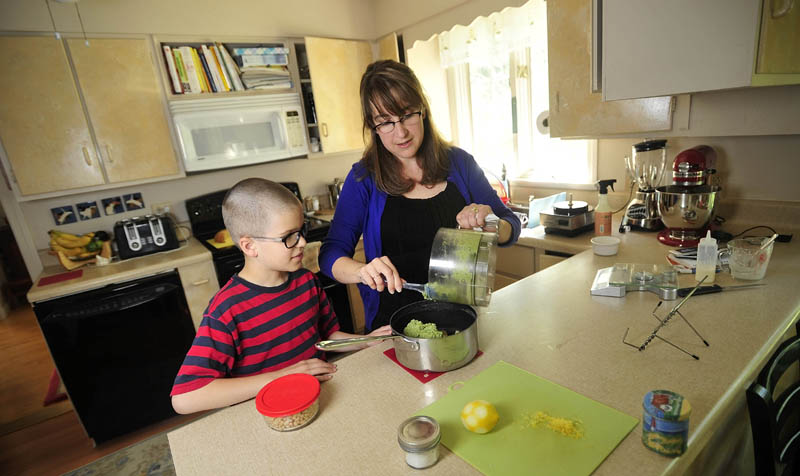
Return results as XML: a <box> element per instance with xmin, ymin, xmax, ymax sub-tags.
<box><xmin>594</xmin><ymin>179</ymin><xmax>617</xmax><ymax>236</ymax></box>
<box><xmin>723</xmin><ymin>236</ymin><xmax>775</xmax><ymax>280</ymax></box>
<box><xmin>256</xmin><ymin>373</ymin><xmax>320</xmax><ymax>431</ymax></box>
<box><xmin>591</xmin><ymin>236</ymin><xmax>620</xmax><ymax>256</ymax></box>
<box><xmin>642</xmin><ymin>390</ymin><xmax>691</xmax><ymax>456</ymax></box>
<box><xmin>695</xmin><ymin>230</ymin><xmax>717</xmax><ymax>284</ymax></box>
<box><xmin>398</xmin><ymin>415</ymin><xmax>441</xmax><ymax>469</ymax></box>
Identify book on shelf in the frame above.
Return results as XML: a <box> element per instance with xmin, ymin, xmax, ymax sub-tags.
<box><xmin>190</xmin><ymin>47</ymin><xmax>210</xmax><ymax>93</ymax></box>
<box><xmin>231</xmin><ymin>46</ymin><xmax>289</xmax><ymax>56</ymax></box>
<box><xmin>162</xmin><ymin>45</ymin><xmax>183</xmax><ymax>94</ymax></box>
<box><xmin>201</xmin><ymin>45</ymin><xmax>225</xmax><ymax>92</ymax></box>
<box><xmin>206</xmin><ymin>45</ymin><xmax>230</xmax><ymax>92</ymax></box>
<box><xmin>210</xmin><ymin>45</ymin><xmax>232</xmax><ymax>91</ymax></box>
<box><xmin>196</xmin><ymin>49</ymin><xmax>217</xmax><ymax>93</ymax></box>
<box><xmin>240</xmin><ymin>53</ymin><xmax>289</xmax><ymax>67</ymax></box>
<box><xmin>217</xmin><ymin>44</ymin><xmax>245</xmax><ymax>91</ymax></box>
<box><xmin>178</xmin><ymin>46</ymin><xmax>202</xmax><ymax>94</ymax></box>
<box><xmin>171</xmin><ymin>49</ymin><xmax>191</xmax><ymax>93</ymax></box>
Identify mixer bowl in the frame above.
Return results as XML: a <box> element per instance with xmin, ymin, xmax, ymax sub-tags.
<box><xmin>655</xmin><ymin>186</ymin><xmax>721</xmax><ymax>238</ymax></box>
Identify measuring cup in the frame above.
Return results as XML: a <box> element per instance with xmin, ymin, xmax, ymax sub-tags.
<box><xmin>719</xmin><ymin>237</ymin><xmax>775</xmax><ymax>280</ymax></box>
<box><xmin>423</xmin><ymin>227</ymin><xmax>498</xmax><ymax>306</ymax></box>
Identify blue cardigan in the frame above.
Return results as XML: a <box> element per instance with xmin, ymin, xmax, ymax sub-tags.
<box><xmin>319</xmin><ymin>147</ymin><xmax>521</xmax><ymax>330</ymax></box>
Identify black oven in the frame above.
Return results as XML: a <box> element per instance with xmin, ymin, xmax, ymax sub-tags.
<box><xmin>185</xmin><ymin>184</ymin><xmax>353</xmax><ymax>333</ymax></box>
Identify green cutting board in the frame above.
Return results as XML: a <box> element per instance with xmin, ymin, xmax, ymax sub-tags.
<box><xmin>417</xmin><ymin>361</ymin><xmax>638</xmax><ymax>476</ymax></box>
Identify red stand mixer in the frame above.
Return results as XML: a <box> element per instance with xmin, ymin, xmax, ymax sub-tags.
<box><xmin>655</xmin><ymin>146</ymin><xmax>721</xmax><ymax>247</ymax></box>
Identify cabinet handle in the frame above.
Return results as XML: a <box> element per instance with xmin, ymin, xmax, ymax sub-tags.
<box><xmin>321</xmin><ymin>123</ymin><xmax>328</xmax><ymax>137</ymax></box>
<box><xmin>105</xmin><ymin>144</ymin><xmax>114</xmax><ymax>163</ymax></box>
<box><xmin>192</xmin><ymin>278</ymin><xmax>210</xmax><ymax>286</ymax></box>
<box><xmin>82</xmin><ymin>146</ymin><xmax>92</xmax><ymax>166</ymax></box>
<box><xmin>771</xmin><ymin>0</ymin><xmax>793</xmax><ymax>18</ymax></box>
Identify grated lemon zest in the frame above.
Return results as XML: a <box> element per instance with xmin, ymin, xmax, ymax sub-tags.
<box><xmin>523</xmin><ymin>411</ymin><xmax>585</xmax><ymax>439</ymax></box>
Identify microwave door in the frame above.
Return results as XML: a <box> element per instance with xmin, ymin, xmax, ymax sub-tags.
<box><xmin>175</xmin><ymin>108</ymin><xmax>291</xmax><ymax>172</ymax></box>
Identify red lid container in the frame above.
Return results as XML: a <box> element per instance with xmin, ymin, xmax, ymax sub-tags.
<box><xmin>256</xmin><ymin>373</ymin><xmax>320</xmax><ymax>418</ymax></box>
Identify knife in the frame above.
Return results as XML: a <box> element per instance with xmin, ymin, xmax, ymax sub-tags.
<box><xmin>676</xmin><ymin>283</ymin><xmax>766</xmax><ymax>297</ymax></box>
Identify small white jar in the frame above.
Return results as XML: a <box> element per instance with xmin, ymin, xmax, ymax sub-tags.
<box><xmin>397</xmin><ymin>415</ymin><xmax>441</xmax><ymax>469</ymax></box>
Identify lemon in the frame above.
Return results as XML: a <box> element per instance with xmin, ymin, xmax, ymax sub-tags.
<box><xmin>460</xmin><ymin>400</ymin><xmax>499</xmax><ymax>434</ymax></box>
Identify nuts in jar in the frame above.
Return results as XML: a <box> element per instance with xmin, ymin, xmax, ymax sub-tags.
<box><xmin>256</xmin><ymin>374</ymin><xmax>321</xmax><ymax>432</ymax></box>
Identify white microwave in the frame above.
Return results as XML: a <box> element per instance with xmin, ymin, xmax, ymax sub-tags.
<box><xmin>170</xmin><ymin>93</ymin><xmax>308</xmax><ymax>173</ymax></box>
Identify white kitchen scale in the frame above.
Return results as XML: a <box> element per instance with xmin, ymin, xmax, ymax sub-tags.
<box><xmin>590</xmin><ymin>263</ymin><xmax>678</xmax><ymax>300</ymax></box>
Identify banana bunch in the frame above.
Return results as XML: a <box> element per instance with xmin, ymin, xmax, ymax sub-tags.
<box><xmin>49</xmin><ymin>230</ymin><xmax>113</xmax><ymax>271</ymax></box>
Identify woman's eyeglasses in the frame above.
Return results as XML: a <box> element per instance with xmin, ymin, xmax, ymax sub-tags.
<box><xmin>373</xmin><ymin>111</ymin><xmax>422</xmax><ymax>134</ymax></box>
<box><xmin>250</xmin><ymin>223</ymin><xmax>307</xmax><ymax>249</ymax></box>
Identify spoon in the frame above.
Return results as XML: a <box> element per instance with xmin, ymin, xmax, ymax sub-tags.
<box><xmin>758</xmin><ymin>233</ymin><xmax>779</xmax><ymax>252</ymax></box>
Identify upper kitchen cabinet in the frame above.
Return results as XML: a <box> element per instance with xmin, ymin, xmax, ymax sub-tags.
<box><xmin>547</xmin><ymin>0</ymin><xmax>674</xmax><ymax>138</ymax></box>
<box><xmin>67</xmin><ymin>38</ymin><xmax>179</xmax><ymax>184</ymax></box>
<box><xmin>303</xmin><ymin>37</ymin><xmax>372</xmax><ymax>154</ymax></box>
<box><xmin>0</xmin><ymin>36</ymin><xmax>180</xmax><ymax>198</ymax></box>
<box><xmin>0</xmin><ymin>36</ymin><xmax>105</xmax><ymax>195</ymax></box>
<box><xmin>602</xmin><ymin>0</ymin><xmax>800</xmax><ymax>101</ymax></box>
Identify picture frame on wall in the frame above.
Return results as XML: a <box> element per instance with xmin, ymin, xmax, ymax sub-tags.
<box><xmin>123</xmin><ymin>193</ymin><xmax>145</xmax><ymax>212</ymax></box>
<box><xmin>101</xmin><ymin>197</ymin><xmax>124</xmax><ymax>216</ymax></box>
<box><xmin>76</xmin><ymin>201</ymin><xmax>100</xmax><ymax>221</ymax></box>
<box><xmin>50</xmin><ymin>206</ymin><xmax>77</xmax><ymax>226</ymax></box>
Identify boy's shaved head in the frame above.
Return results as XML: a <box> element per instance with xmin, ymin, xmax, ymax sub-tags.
<box><xmin>222</xmin><ymin>178</ymin><xmax>302</xmax><ymax>246</ymax></box>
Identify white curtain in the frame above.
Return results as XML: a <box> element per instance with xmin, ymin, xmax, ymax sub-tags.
<box><xmin>438</xmin><ymin>1</ymin><xmax>542</xmax><ymax>68</ymax></box>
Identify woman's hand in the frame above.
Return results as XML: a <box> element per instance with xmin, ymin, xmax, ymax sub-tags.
<box><xmin>358</xmin><ymin>256</ymin><xmax>403</xmax><ymax>293</ymax></box>
<box><xmin>457</xmin><ymin>203</ymin><xmax>493</xmax><ymax>230</ymax></box>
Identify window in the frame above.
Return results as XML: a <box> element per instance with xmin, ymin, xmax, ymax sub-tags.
<box><xmin>411</xmin><ymin>0</ymin><xmax>596</xmax><ymax>186</ymax></box>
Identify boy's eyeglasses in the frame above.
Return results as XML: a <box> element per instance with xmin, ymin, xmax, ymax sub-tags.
<box><xmin>250</xmin><ymin>223</ymin><xmax>307</xmax><ymax>249</ymax></box>
<box><xmin>373</xmin><ymin>111</ymin><xmax>422</xmax><ymax>134</ymax></box>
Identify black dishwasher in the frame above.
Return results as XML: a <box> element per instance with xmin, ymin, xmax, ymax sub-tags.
<box><xmin>33</xmin><ymin>271</ymin><xmax>196</xmax><ymax>444</ymax></box>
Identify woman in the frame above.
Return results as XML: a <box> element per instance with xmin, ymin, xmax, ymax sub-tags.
<box><xmin>319</xmin><ymin>60</ymin><xmax>521</xmax><ymax>331</ymax></box>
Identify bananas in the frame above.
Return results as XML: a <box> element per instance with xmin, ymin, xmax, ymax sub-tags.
<box><xmin>48</xmin><ymin>230</ymin><xmax>109</xmax><ymax>268</ymax></box>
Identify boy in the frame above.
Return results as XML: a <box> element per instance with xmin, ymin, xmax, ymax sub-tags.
<box><xmin>171</xmin><ymin>178</ymin><xmax>391</xmax><ymax>414</ymax></box>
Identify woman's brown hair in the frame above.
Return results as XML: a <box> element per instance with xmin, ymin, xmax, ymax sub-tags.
<box><xmin>358</xmin><ymin>60</ymin><xmax>451</xmax><ymax>195</ymax></box>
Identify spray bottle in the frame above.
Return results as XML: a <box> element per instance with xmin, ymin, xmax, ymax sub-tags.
<box><xmin>594</xmin><ymin>179</ymin><xmax>617</xmax><ymax>236</ymax></box>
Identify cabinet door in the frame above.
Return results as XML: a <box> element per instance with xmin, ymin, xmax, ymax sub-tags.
<box><xmin>178</xmin><ymin>260</ymin><xmax>219</xmax><ymax>330</ymax></box>
<box><xmin>378</xmin><ymin>32</ymin><xmax>400</xmax><ymax>62</ymax></box>
<box><xmin>547</xmin><ymin>0</ymin><xmax>674</xmax><ymax>137</ymax></box>
<box><xmin>304</xmin><ymin>37</ymin><xmax>372</xmax><ymax>153</ymax></box>
<box><xmin>756</xmin><ymin>0</ymin><xmax>800</xmax><ymax>73</ymax></box>
<box><xmin>602</xmin><ymin>0</ymin><xmax>760</xmax><ymax>100</ymax></box>
<box><xmin>68</xmin><ymin>38</ymin><xmax>179</xmax><ymax>183</ymax></box>
<box><xmin>0</xmin><ymin>36</ymin><xmax>104</xmax><ymax>195</ymax></box>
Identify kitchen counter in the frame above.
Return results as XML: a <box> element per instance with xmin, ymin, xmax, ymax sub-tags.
<box><xmin>167</xmin><ymin>229</ymin><xmax>800</xmax><ymax>475</ymax></box>
<box><xmin>27</xmin><ymin>238</ymin><xmax>212</xmax><ymax>303</ymax></box>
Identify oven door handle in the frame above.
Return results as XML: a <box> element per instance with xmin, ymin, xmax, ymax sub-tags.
<box><xmin>43</xmin><ymin>283</ymin><xmax>181</xmax><ymax>321</ymax></box>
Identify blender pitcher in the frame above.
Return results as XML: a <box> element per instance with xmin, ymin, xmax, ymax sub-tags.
<box><xmin>412</xmin><ymin>228</ymin><xmax>498</xmax><ymax>307</ymax></box>
<box><xmin>620</xmin><ymin>139</ymin><xmax>668</xmax><ymax>232</ymax></box>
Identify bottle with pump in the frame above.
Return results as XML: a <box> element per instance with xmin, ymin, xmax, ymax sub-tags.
<box><xmin>594</xmin><ymin>179</ymin><xmax>617</xmax><ymax>236</ymax></box>
<box><xmin>695</xmin><ymin>230</ymin><xmax>717</xmax><ymax>284</ymax></box>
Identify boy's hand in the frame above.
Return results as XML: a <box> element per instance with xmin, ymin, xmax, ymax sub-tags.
<box><xmin>363</xmin><ymin>325</ymin><xmax>392</xmax><ymax>347</ymax></box>
<box><xmin>283</xmin><ymin>358</ymin><xmax>337</xmax><ymax>381</ymax></box>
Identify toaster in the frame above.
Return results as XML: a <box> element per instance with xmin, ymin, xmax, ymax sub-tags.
<box><xmin>114</xmin><ymin>215</ymin><xmax>179</xmax><ymax>260</ymax></box>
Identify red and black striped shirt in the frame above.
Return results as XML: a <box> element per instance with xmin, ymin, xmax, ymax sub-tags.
<box><xmin>171</xmin><ymin>269</ymin><xmax>339</xmax><ymax>396</ymax></box>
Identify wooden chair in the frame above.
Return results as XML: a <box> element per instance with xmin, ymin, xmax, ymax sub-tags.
<box><xmin>746</xmin><ymin>323</ymin><xmax>800</xmax><ymax>476</ymax></box>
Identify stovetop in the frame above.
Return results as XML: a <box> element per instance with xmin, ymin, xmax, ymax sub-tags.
<box><xmin>186</xmin><ymin>183</ymin><xmax>331</xmax><ymax>256</ymax></box>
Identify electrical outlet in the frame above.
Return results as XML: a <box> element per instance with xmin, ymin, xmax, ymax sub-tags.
<box><xmin>152</xmin><ymin>202</ymin><xmax>172</xmax><ymax>215</ymax></box>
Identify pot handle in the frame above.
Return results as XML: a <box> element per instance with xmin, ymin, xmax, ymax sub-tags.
<box><xmin>397</xmin><ymin>337</ymin><xmax>420</xmax><ymax>351</ymax></box>
<box><xmin>315</xmin><ymin>334</ymin><xmax>402</xmax><ymax>351</ymax></box>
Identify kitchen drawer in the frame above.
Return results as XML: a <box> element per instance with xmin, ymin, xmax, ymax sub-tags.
<box><xmin>536</xmin><ymin>249</ymin><xmax>572</xmax><ymax>272</ymax></box>
<box><xmin>493</xmin><ymin>273</ymin><xmax>519</xmax><ymax>291</ymax></box>
<box><xmin>178</xmin><ymin>260</ymin><xmax>220</xmax><ymax>329</ymax></box>
<box><xmin>496</xmin><ymin>245</ymin><xmax>535</xmax><ymax>278</ymax></box>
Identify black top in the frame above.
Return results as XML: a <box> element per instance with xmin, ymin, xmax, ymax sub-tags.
<box><xmin>373</xmin><ymin>182</ymin><xmax>467</xmax><ymax>330</ymax></box>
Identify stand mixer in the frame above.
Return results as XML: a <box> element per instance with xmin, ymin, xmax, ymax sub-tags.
<box><xmin>655</xmin><ymin>146</ymin><xmax>721</xmax><ymax>247</ymax></box>
<box><xmin>619</xmin><ymin>140</ymin><xmax>668</xmax><ymax>232</ymax></box>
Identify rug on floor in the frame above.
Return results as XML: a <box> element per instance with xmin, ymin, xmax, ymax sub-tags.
<box><xmin>63</xmin><ymin>432</ymin><xmax>175</xmax><ymax>476</ymax></box>
<box><xmin>43</xmin><ymin>369</ymin><xmax>67</xmax><ymax>406</ymax></box>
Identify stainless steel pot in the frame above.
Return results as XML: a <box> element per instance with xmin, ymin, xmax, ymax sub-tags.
<box><xmin>315</xmin><ymin>301</ymin><xmax>478</xmax><ymax>372</ymax></box>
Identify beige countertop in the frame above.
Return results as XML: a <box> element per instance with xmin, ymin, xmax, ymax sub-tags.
<box><xmin>27</xmin><ymin>238</ymin><xmax>213</xmax><ymax>303</ymax></box>
<box><xmin>167</xmin><ymin>228</ymin><xmax>800</xmax><ymax>475</ymax></box>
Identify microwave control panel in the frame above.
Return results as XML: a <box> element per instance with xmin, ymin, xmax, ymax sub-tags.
<box><xmin>285</xmin><ymin>110</ymin><xmax>306</xmax><ymax>150</ymax></box>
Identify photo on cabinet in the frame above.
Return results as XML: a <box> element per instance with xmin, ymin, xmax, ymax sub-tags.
<box><xmin>101</xmin><ymin>197</ymin><xmax>124</xmax><ymax>216</ymax></box>
<box><xmin>51</xmin><ymin>206</ymin><xmax>77</xmax><ymax>225</ymax></box>
<box><xmin>123</xmin><ymin>193</ymin><xmax>145</xmax><ymax>211</ymax></box>
<box><xmin>76</xmin><ymin>201</ymin><xmax>100</xmax><ymax>221</ymax></box>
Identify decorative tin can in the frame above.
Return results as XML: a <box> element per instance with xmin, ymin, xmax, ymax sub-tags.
<box><xmin>642</xmin><ymin>390</ymin><xmax>691</xmax><ymax>456</ymax></box>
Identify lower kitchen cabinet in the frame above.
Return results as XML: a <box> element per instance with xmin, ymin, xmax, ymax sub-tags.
<box><xmin>495</xmin><ymin>244</ymin><xmax>574</xmax><ymax>289</ymax></box>
<box><xmin>346</xmin><ymin>242</ymin><xmax>367</xmax><ymax>334</ymax></box>
<box><xmin>178</xmin><ymin>259</ymin><xmax>220</xmax><ymax>329</ymax></box>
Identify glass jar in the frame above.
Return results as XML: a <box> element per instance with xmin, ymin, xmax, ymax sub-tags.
<box><xmin>397</xmin><ymin>415</ymin><xmax>441</xmax><ymax>469</ymax></box>
<box><xmin>256</xmin><ymin>374</ymin><xmax>320</xmax><ymax>432</ymax></box>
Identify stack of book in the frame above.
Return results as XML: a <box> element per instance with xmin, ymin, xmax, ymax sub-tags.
<box><xmin>233</xmin><ymin>47</ymin><xmax>292</xmax><ymax>90</ymax></box>
<box><xmin>162</xmin><ymin>43</ymin><xmax>291</xmax><ymax>94</ymax></box>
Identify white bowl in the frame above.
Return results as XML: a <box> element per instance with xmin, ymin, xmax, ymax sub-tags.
<box><xmin>591</xmin><ymin>236</ymin><xmax>620</xmax><ymax>256</ymax></box>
